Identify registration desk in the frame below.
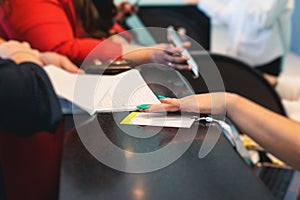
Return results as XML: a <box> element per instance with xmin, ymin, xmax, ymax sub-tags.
<box><xmin>59</xmin><ymin>112</ymin><xmax>274</xmax><ymax>200</ymax></box>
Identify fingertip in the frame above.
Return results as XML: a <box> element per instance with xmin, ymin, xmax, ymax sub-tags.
<box><xmin>178</xmin><ymin>65</ymin><xmax>192</xmax><ymax>71</ymax></box>
<box><xmin>139</xmin><ymin>108</ymin><xmax>150</xmax><ymax>113</ymax></box>
<box><xmin>137</xmin><ymin>104</ymin><xmax>151</xmax><ymax>110</ymax></box>
<box><xmin>183</xmin><ymin>56</ymin><xmax>189</xmax><ymax>60</ymax></box>
<box><xmin>160</xmin><ymin>98</ymin><xmax>170</xmax><ymax>102</ymax></box>
<box><xmin>157</xmin><ymin>95</ymin><xmax>166</xmax><ymax>99</ymax></box>
<box><xmin>78</xmin><ymin>69</ymin><xmax>85</xmax><ymax>74</ymax></box>
<box><xmin>182</xmin><ymin>41</ymin><xmax>191</xmax><ymax>48</ymax></box>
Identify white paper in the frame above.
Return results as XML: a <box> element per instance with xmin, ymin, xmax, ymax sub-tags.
<box><xmin>121</xmin><ymin>112</ymin><xmax>195</xmax><ymax>128</ymax></box>
<box><xmin>96</xmin><ymin>69</ymin><xmax>160</xmax><ymax>112</ymax></box>
<box><xmin>44</xmin><ymin>65</ymin><xmax>160</xmax><ymax>114</ymax></box>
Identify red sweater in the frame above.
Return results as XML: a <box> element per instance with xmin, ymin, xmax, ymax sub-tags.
<box><xmin>0</xmin><ymin>0</ymin><xmax>123</xmax><ymax>66</ymax></box>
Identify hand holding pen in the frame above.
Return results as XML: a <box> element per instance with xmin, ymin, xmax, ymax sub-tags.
<box><xmin>114</xmin><ymin>0</ymin><xmax>140</xmax><ymax>22</ymax></box>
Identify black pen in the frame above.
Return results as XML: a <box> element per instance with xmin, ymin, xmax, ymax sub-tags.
<box><xmin>134</xmin><ymin>0</ymin><xmax>141</xmax><ymax>7</ymax></box>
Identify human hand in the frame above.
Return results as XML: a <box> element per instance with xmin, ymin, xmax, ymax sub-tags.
<box><xmin>148</xmin><ymin>43</ymin><xmax>191</xmax><ymax>70</ymax></box>
<box><xmin>0</xmin><ymin>40</ymin><xmax>41</xmax><ymax>65</ymax></box>
<box><xmin>141</xmin><ymin>95</ymin><xmax>200</xmax><ymax>113</ymax></box>
<box><xmin>39</xmin><ymin>52</ymin><xmax>84</xmax><ymax>74</ymax></box>
<box><xmin>0</xmin><ymin>40</ymin><xmax>84</xmax><ymax>73</ymax></box>
<box><xmin>139</xmin><ymin>93</ymin><xmax>227</xmax><ymax>115</ymax></box>
<box><xmin>114</xmin><ymin>1</ymin><xmax>138</xmax><ymax>22</ymax></box>
<box><xmin>138</xmin><ymin>98</ymin><xmax>180</xmax><ymax>113</ymax></box>
<box><xmin>263</xmin><ymin>73</ymin><xmax>278</xmax><ymax>86</ymax></box>
<box><xmin>0</xmin><ymin>38</ymin><xmax>6</xmax><ymax>44</ymax></box>
<box><xmin>183</xmin><ymin>0</ymin><xmax>199</xmax><ymax>5</ymax></box>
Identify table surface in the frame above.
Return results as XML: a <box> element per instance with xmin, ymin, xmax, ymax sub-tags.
<box><xmin>59</xmin><ymin>112</ymin><xmax>273</xmax><ymax>200</ymax></box>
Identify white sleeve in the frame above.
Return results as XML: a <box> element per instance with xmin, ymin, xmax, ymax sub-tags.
<box><xmin>282</xmin><ymin>100</ymin><xmax>300</xmax><ymax>123</ymax></box>
<box><xmin>197</xmin><ymin>0</ymin><xmax>233</xmax><ymax>24</ymax></box>
<box><xmin>275</xmin><ymin>73</ymin><xmax>300</xmax><ymax>101</ymax></box>
<box><xmin>246</xmin><ymin>0</ymin><xmax>290</xmax><ymax>29</ymax></box>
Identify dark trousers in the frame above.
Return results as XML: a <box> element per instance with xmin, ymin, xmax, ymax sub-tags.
<box><xmin>255</xmin><ymin>57</ymin><xmax>282</xmax><ymax>76</ymax></box>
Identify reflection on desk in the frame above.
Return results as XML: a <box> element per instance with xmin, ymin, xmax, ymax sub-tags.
<box><xmin>59</xmin><ymin>113</ymin><xmax>273</xmax><ymax>200</ymax></box>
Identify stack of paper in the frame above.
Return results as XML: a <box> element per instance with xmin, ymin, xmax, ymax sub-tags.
<box><xmin>44</xmin><ymin>65</ymin><xmax>161</xmax><ymax>115</ymax></box>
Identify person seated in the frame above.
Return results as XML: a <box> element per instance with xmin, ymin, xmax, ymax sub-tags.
<box><xmin>0</xmin><ymin>39</ymin><xmax>81</xmax><ymax>136</ymax></box>
<box><xmin>0</xmin><ymin>0</ymin><xmax>190</xmax><ymax>70</ymax></box>
<box><xmin>197</xmin><ymin>0</ymin><xmax>294</xmax><ymax>76</ymax></box>
<box><xmin>139</xmin><ymin>92</ymin><xmax>300</xmax><ymax>171</ymax></box>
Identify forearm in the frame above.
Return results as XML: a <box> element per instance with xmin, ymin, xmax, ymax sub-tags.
<box><xmin>25</xmin><ymin>24</ymin><xmax>122</xmax><ymax>66</ymax></box>
<box><xmin>226</xmin><ymin>93</ymin><xmax>300</xmax><ymax>170</ymax></box>
<box><xmin>121</xmin><ymin>45</ymin><xmax>150</xmax><ymax>66</ymax></box>
<box><xmin>52</xmin><ymin>38</ymin><xmax>122</xmax><ymax>66</ymax></box>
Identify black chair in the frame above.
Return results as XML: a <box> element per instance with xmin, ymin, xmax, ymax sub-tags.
<box><xmin>137</xmin><ymin>5</ymin><xmax>211</xmax><ymax>51</ymax></box>
<box><xmin>179</xmin><ymin>53</ymin><xmax>286</xmax><ymax>116</ymax></box>
<box><xmin>110</xmin><ymin>5</ymin><xmax>285</xmax><ymax>116</ymax></box>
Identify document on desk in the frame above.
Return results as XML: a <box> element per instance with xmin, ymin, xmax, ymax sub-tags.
<box><xmin>121</xmin><ymin>112</ymin><xmax>195</xmax><ymax>128</ymax></box>
<box><xmin>44</xmin><ymin>65</ymin><xmax>160</xmax><ymax>115</ymax></box>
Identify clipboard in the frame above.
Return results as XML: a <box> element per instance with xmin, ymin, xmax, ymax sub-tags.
<box><xmin>85</xmin><ymin>60</ymin><xmax>133</xmax><ymax>75</ymax></box>
<box><xmin>167</xmin><ymin>26</ymin><xmax>199</xmax><ymax>78</ymax></box>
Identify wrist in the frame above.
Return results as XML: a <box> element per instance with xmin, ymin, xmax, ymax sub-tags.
<box><xmin>122</xmin><ymin>45</ymin><xmax>150</xmax><ymax>66</ymax></box>
<box><xmin>9</xmin><ymin>51</ymin><xmax>42</xmax><ymax>65</ymax></box>
<box><xmin>226</xmin><ymin>93</ymin><xmax>240</xmax><ymax>118</ymax></box>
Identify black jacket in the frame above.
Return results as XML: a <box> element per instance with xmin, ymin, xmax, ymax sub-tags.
<box><xmin>0</xmin><ymin>59</ymin><xmax>62</xmax><ymax>136</ymax></box>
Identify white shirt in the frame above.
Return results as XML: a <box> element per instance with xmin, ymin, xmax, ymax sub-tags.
<box><xmin>198</xmin><ymin>0</ymin><xmax>294</xmax><ymax>67</ymax></box>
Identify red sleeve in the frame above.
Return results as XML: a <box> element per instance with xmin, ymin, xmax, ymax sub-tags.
<box><xmin>0</xmin><ymin>0</ymin><xmax>122</xmax><ymax>66</ymax></box>
<box><xmin>112</xmin><ymin>22</ymin><xmax>134</xmax><ymax>42</ymax></box>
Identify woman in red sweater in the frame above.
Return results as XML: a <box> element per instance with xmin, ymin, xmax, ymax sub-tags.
<box><xmin>0</xmin><ymin>0</ymin><xmax>190</xmax><ymax>69</ymax></box>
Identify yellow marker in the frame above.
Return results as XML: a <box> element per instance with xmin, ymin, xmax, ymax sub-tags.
<box><xmin>120</xmin><ymin>112</ymin><xmax>139</xmax><ymax>124</ymax></box>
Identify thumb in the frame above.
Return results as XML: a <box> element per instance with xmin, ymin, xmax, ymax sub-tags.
<box><xmin>61</xmin><ymin>57</ymin><xmax>84</xmax><ymax>74</ymax></box>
